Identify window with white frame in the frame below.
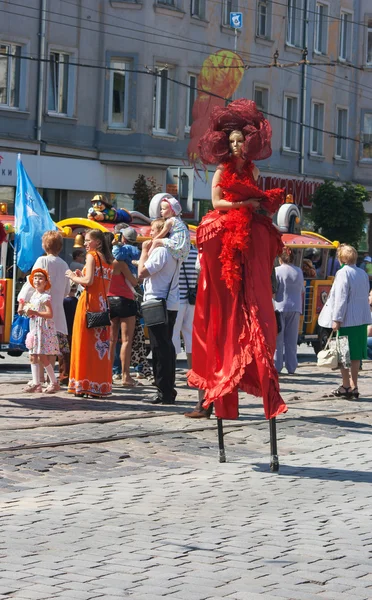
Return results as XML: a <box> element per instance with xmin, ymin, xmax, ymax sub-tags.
<box><xmin>314</xmin><ymin>2</ymin><xmax>328</xmax><ymax>54</ymax></box>
<box><xmin>108</xmin><ymin>60</ymin><xmax>130</xmax><ymax>128</ymax></box>
<box><xmin>48</xmin><ymin>52</ymin><xmax>70</xmax><ymax>114</ymax></box>
<box><xmin>254</xmin><ymin>85</ymin><xmax>269</xmax><ymax>113</ymax></box>
<box><xmin>283</xmin><ymin>95</ymin><xmax>298</xmax><ymax>151</ymax></box>
<box><xmin>186</xmin><ymin>74</ymin><xmax>197</xmax><ymax>131</ymax></box>
<box><xmin>366</xmin><ymin>18</ymin><xmax>372</xmax><ymax>64</ymax></box>
<box><xmin>256</xmin><ymin>0</ymin><xmax>271</xmax><ymax>37</ymax></box>
<box><xmin>339</xmin><ymin>10</ymin><xmax>352</xmax><ymax>61</ymax></box>
<box><xmin>153</xmin><ymin>66</ymin><xmax>171</xmax><ymax>132</ymax></box>
<box><xmin>191</xmin><ymin>0</ymin><xmax>206</xmax><ymax>19</ymax></box>
<box><xmin>335</xmin><ymin>107</ymin><xmax>348</xmax><ymax>159</ymax></box>
<box><xmin>362</xmin><ymin>113</ymin><xmax>372</xmax><ymax>159</ymax></box>
<box><xmin>287</xmin><ymin>0</ymin><xmax>304</xmax><ymax>47</ymax></box>
<box><xmin>0</xmin><ymin>43</ymin><xmax>21</xmax><ymax>108</ymax></box>
<box><xmin>310</xmin><ymin>101</ymin><xmax>324</xmax><ymax>155</ymax></box>
<box><xmin>222</xmin><ymin>0</ymin><xmax>238</xmax><ymax>26</ymax></box>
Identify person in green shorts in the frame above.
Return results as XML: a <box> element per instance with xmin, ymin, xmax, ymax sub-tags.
<box><xmin>318</xmin><ymin>244</ymin><xmax>372</xmax><ymax>399</ymax></box>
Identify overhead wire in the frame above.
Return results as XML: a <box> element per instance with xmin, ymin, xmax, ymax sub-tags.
<box><xmin>0</xmin><ymin>51</ymin><xmax>363</xmax><ymax>145</ymax></box>
<box><xmin>1</xmin><ymin>2</ymin><xmax>370</xmax><ymax>143</ymax></box>
<box><xmin>2</xmin><ymin>0</ymin><xmax>372</xmax><ymax>104</ymax></box>
<box><xmin>2</xmin><ymin>0</ymin><xmax>371</xmax><ymax>69</ymax></box>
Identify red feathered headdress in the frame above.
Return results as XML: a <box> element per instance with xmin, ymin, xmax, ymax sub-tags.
<box><xmin>198</xmin><ymin>99</ymin><xmax>272</xmax><ymax>165</ymax></box>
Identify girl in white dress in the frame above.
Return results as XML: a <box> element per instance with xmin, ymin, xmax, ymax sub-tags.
<box><xmin>19</xmin><ymin>268</ymin><xmax>60</xmax><ymax>394</ymax></box>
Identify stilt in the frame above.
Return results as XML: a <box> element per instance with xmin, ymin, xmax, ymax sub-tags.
<box><xmin>269</xmin><ymin>417</ymin><xmax>279</xmax><ymax>472</ymax></box>
<box><xmin>217</xmin><ymin>418</ymin><xmax>226</xmax><ymax>463</ymax></box>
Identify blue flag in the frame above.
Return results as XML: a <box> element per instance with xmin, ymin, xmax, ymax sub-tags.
<box><xmin>15</xmin><ymin>155</ymin><xmax>57</xmax><ymax>272</ymax></box>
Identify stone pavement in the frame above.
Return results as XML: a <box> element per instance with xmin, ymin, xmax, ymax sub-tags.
<box><xmin>0</xmin><ymin>356</ymin><xmax>371</xmax><ymax>599</ymax></box>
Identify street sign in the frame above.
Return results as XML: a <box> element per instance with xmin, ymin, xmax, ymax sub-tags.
<box><xmin>230</xmin><ymin>12</ymin><xmax>243</xmax><ymax>28</ymax></box>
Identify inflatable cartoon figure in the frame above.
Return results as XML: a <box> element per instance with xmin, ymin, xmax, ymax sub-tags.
<box><xmin>87</xmin><ymin>194</ymin><xmax>132</xmax><ymax>225</ymax></box>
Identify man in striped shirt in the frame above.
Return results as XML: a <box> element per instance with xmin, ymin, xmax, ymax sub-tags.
<box><xmin>172</xmin><ymin>245</ymin><xmax>198</xmax><ymax>369</ymax></box>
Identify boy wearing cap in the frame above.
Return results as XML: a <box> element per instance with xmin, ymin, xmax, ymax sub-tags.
<box><xmin>112</xmin><ymin>227</ymin><xmax>140</xmax><ymax>276</ymax></box>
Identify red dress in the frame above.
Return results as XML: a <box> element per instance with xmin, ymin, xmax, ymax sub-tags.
<box><xmin>188</xmin><ymin>160</ymin><xmax>288</xmax><ymax>420</ymax></box>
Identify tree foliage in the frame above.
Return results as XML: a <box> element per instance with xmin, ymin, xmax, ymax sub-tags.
<box><xmin>310</xmin><ymin>181</ymin><xmax>368</xmax><ymax>248</ymax></box>
<box><xmin>132</xmin><ymin>174</ymin><xmax>162</xmax><ymax>215</ymax></box>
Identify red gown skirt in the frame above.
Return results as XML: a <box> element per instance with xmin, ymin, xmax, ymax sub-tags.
<box><xmin>188</xmin><ymin>211</ymin><xmax>288</xmax><ymax>420</ymax></box>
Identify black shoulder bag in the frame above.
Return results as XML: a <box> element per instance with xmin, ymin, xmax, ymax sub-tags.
<box><xmin>86</xmin><ymin>253</ymin><xmax>111</xmax><ymax>329</ymax></box>
<box><xmin>141</xmin><ymin>265</ymin><xmax>178</xmax><ymax>327</ymax></box>
<box><xmin>182</xmin><ymin>262</ymin><xmax>197</xmax><ymax>305</ymax></box>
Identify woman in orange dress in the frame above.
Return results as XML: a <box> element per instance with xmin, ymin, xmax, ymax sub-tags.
<box><xmin>66</xmin><ymin>230</ymin><xmax>113</xmax><ymax>398</ymax></box>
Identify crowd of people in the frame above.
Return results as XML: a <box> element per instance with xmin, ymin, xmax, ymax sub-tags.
<box><xmin>17</xmin><ymin>234</ymin><xmax>372</xmax><ymax>408</ymax></box>
<box><xmin>16</xmin><ymin>99</ymin><xmax>372</xmax><ymax>415</ymax></box>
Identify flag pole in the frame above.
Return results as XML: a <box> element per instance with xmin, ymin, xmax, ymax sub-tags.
<box><xmin>11</xmin><ymin>241</ymin><xmax>17</xmax><ymax>323</ymax></box>
<box><xmin>11</xmin><ymin>154</ymin><xmax>21</xmax><ymax>322</ymax></box>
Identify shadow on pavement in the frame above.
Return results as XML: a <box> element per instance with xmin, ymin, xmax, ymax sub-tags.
<box><xmin>298</xmin><ymin>414</ymin><xmax>372</xmax><ymax>430</ymax></box>
<box><xmin>253</xmin><ymin>463</ymin><xmax>372</xmax><ymax>483</ymax></box>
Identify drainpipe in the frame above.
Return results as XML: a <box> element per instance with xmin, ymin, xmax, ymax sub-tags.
<box><xmin>36</xmin><ymin>0</ymin><xmax>47</xmax><ymax>155</ymax></box>
<box><xmin>299</xmin><ymin>0</ymin><xmax>308</xmax><ymax>176</ymax></box>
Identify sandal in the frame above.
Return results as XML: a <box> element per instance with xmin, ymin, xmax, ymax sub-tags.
<box><xmin>121</xmin><ymin>381</ymin><xmax>140</xmax><ymax>388</ymax></box>
<box><xmin>24</xmin><ymin>383</ymin><xmax>42</xmax><ymax>393</ymax></box>
<box><xmin>349</xmin><ymin>387</ymin><xmax>360</xmax><ymax>399</ymax></box>
<box><xmin>44</xmin><ymin>382</ymin><xmax>61</xmax><ymax>394</ymax></box>
<box><xmin>331</xmin><ymin>386</ymin><xmax>352</xmax><ymax>398</ymax></box>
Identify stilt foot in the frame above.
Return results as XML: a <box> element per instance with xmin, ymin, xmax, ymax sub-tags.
<box><xmin>217</xmin><ymin>417</ymin><xmax>226</xmax><ymax>463</ymax></box>
<box><xmin>270</xmin><ymin>455</ymin><xmax>279</xmax><ymax>472</ymax></box>
<box><xmin>219</xmin><ymin>449</ymin><xmax>226</xmax><ymax>463</ymax></box>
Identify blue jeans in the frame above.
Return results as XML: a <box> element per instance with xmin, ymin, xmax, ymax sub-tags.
<box><xmin>112</xmin><ymin>341</ymin><xmax>122</xmax><ymax>375</ymax></box>
<box><xmin>274</xmin><ymin>311</ymin><xmax>301</xmax><ymax>374</ymax></box>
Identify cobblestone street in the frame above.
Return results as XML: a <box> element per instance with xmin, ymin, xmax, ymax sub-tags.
<box><xmin>0</xmin><ymin>353</ymin><xmax>371</xmax><ymax>599</ymax></box>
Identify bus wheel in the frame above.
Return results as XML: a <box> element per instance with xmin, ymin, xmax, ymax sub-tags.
<box><xmin>312</xmin><ymin>326</ymin><xmax>332</xmax><ymax>355</ymax></box>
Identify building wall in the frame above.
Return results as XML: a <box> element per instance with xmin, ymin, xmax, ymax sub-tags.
<box><xmin>0</xmin><ymin>0</ymin><xmax>371</xmax><ymax>210</ymax></box>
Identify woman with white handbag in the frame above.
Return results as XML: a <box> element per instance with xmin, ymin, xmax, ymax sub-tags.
<box><xmin>318</xmin><ymin>244</ymin><xmax>371</xmax><ymax>399</ymax></box>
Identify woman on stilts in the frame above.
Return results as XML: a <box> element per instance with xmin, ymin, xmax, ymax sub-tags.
<box><xmin>187</xmin><ymin>99</ymin><xmax>288</xmax><ymax>463</ymax></box>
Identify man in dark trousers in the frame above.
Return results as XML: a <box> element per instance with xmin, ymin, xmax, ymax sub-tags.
<box><xmin>138</xmin><ymin>219</ymin><xmax>180</xmax><ymax>405</ymax></box>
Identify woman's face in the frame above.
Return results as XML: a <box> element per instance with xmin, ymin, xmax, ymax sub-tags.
<box><xmin>84</xmin><ymin>234</ymin><xmax>100</xmax><ymax>251</ymax></box>
<box><xmin>229</xmin><ymin>130</ymin><xmax>244</xmax><ymax>157</ymax></box>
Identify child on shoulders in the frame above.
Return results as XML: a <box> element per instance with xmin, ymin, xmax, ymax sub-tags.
<box><xmin>150</xmin><ymin>196</ymin><xmax>190</xmax><ymax>262</ymax></box>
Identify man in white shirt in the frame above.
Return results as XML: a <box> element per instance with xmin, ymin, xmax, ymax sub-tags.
<box><xmin>138</xmin><ymin>219</ymin><xmax>180</xmax><ymax>405</ymax></box>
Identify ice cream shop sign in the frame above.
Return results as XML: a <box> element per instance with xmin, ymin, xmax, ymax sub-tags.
<box><xmin>259</xmin><ymin>175</ymin><xmax>322</xmax><ymax>208</ymax></box>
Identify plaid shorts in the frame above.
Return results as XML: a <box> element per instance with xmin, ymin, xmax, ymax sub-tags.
<box><xmin>57</xmin><ymin>332</ymin><xmax>70</xmax><ymax>355</ymax></box>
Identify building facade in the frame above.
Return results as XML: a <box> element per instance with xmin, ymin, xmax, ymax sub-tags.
<box><xmin>0</xmin><ymin>0</ymin><xmax>371</xmax><ymax>241</ymax></box>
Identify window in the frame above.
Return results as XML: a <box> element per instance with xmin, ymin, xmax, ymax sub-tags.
<box><xmin>254</xmin><ymin>85</ymin><xmax>269</xmax><ymax>113</ymax></box>
<box><xmin>157</xmin><ymin>0</ymin><xmax>175</xmax><ymax>5</ymax></box>
<box><xmin>287</xmin><ymin>0</ymin><xmax>304</xmax><ymax>47</ymax></box>
<box><xmin>48</xmin><ymin>52</ymin><xmax>69</xmax><ymax>114</ymax></box>
<box><xmin>366</xmin><ymin>18</ymin><xmax>372</xmax><ymax>64</ymax></box>
<box><xmin>186</xmin><ymin>74</ymin><xmax>197</xmax><ymax>131</ymax></box>
<box><xmin>191</xmin><ymin>0</ymin><xmax>206</xmax><ymax>19</ymax></box>
<box><xmin>362</xmin><ymin>113</ymin><xmax>372</xmax><ymax>159</ymax></box>
<box><xmin>314</xmin><ymin>2</ymin><xmax>328</xmax><ymax>54</ymax></box>
<box><xmin>335</xmin><ymin>107</ymin><xmax>348</xmax><ymax>159</ymax></box>
<box><xmin>256</xmin><ymin>0</ymin><xmax>271</xmax><ymax>37</ymax></box>
<box><xmin>153</xmin><ymin>66</ymin><xmax>170</xmax><ymax>132</ymax></box>
<box><xmin>339</xmin><ymin>10</ymin><xmax>352</xmax><ymax>61</ymax></box>
<box><xmin>283</xmin><ymin>95</ymin><xmax>298</xmax><ymax>151</ymax></box>
<box><xmin>310</xmin><ymin>101</ymin><xmax>324</xmax><ymax>155</ymax></box>
<box><xmin>0</xmin><ymin>43</ymin><xmax>21</xmax><ymax>108</ymax></box>
<box><xmin>222</xmin><ymin>0</ymin><xmax>238</xmax><ymax>26</ymax></box>
<box><xmin>108</xmin><ymin>60</ymin><xmax>129</xmax><ymax>128</ymax></box>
